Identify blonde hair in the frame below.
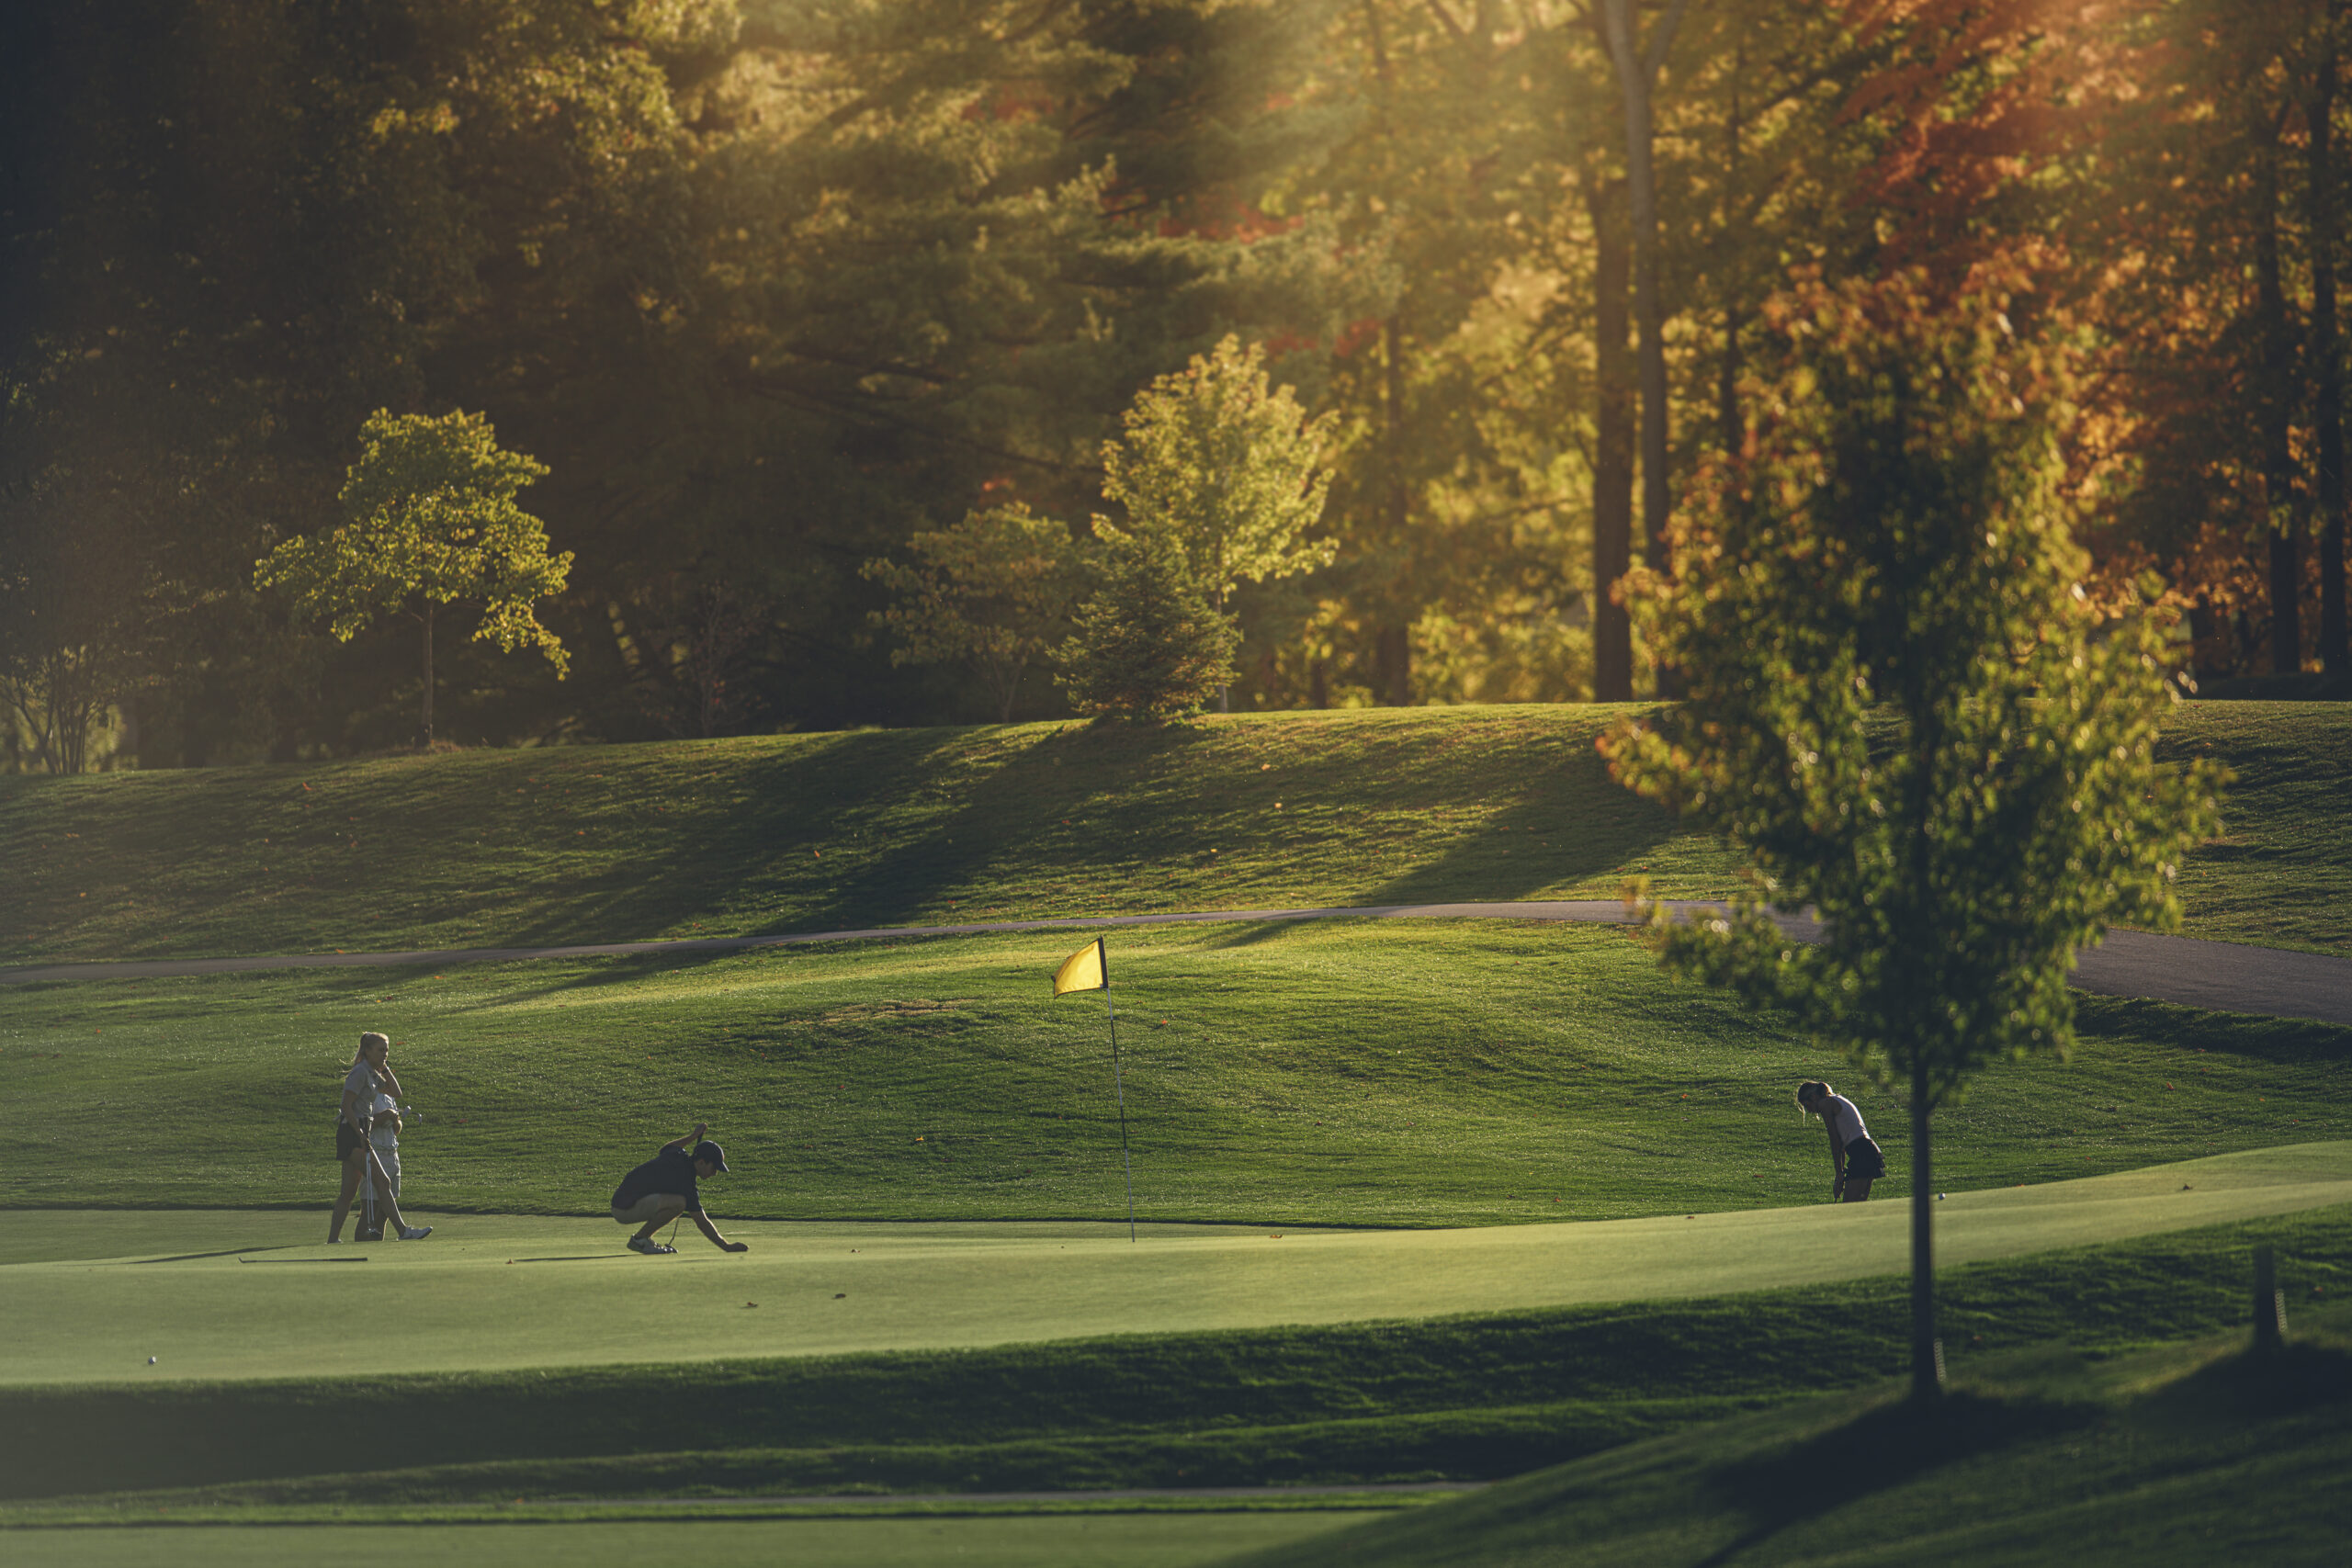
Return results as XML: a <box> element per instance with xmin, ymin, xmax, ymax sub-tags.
<box><xmin>1795</xmin><ymin>1079</ymin><xmax>1832</xmax><ymax>1113</ymax></box>
<box><xmin>355</xmin><ymin>1031</ymin><xmax>390</xmax><ymax>1066</ymax></box>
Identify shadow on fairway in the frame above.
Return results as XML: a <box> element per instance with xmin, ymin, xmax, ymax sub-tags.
<box><xmin>1695</xmin><ymin>1392</ymin><xmax>2090</xmax><ymax>1566</ymax></box>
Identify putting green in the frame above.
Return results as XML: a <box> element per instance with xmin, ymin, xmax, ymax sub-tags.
<box><xmin>0</xmin><ymin>1513</ymin><xmax>1359</xmax><ymax>1568</ymax></box>
<box><xmin>9</xmin><ymin>1143</ymin><xmax>2347</xmax><ymax>1387</ymax></box>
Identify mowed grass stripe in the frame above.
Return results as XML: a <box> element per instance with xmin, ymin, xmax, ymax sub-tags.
<box><xmin>8</xmin><ymin>1144</ymin><xmax>2346</xmax><ymax>1386</ymax></box>
<box><xmin>0</xmin><ymin>1513</ymin><xmax>1358</xmax><ymax>1568</ymax></box>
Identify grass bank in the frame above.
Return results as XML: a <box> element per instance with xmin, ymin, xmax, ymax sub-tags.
<box><xmin>3</xmin><ymin>1204</ymin><xmax>2345</xmax><ymax>1510</ymax></box>
<box><xmin>1225</xmin><ymin>1315</ymin><xmax>2352</xmax><ymax>1567</ymax></box>
<box><xmin>2</xmin><ymin>702</ymin><xmax>2343</xmax><ymax>964</ymax></box>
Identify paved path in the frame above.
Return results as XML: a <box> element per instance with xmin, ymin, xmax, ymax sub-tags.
<box><xmin>3</xmin><ymin>899</ymin><xmax>2347</xmax><ymax>1025</ymax></box>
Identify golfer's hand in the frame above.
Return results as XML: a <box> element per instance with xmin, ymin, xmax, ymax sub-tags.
<box><xmin>694</xmin><ymin>1122</ymin><xmax>708</xmax><ymax>1139</ymax></box>
<box><xmin>721</xmin><ymin>1240</ymin><xmax>749</xmax><ymax>1253</ymax></box>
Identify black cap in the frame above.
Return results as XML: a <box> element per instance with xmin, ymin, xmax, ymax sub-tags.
<box><xmin>691</xmin><ymin>1139</ymin><xmax>729</xmax><ymax>1174</ymax></box>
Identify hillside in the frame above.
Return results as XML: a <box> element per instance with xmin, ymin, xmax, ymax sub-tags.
<box><xmin>3</xmin><ymin>702</ymin><xmax>2344</xmax><ymax>965</ymax></box>
<box><xmin>1226</xmin><ymin>1312</ymin><xmax>2352</xmax><ymax>1568</ymax></box>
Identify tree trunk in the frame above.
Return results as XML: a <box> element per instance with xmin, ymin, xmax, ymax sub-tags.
<box><xmin>420</xmin><ymin>602</ymin><xmax>435</xmax><ymax>748</ymax></box>
<box><xmin>1590</xmin><ymin>175</ymin><xmax>1636</xmax><ymax>703</ymax></box>
<box><xmin>2256</xmin><ymin>116</ymin><xmax>2308</xmax><ymax>677</ymax></box>
<box><xmin>2310</xmin><ymin>29</ymin><xmax>2348</xmax><ymax>676</ymax></box>
<box><xmin>1600</xmin><ymin>0</ymin><xmax>1690</xmax><ymax>699</ymax></box>
<box><xmin>1375</xmin><ymin>625</ymin><xmax>1411</xmax><ymax>707</ymax></box>
<box><xmin>1909</xmin><ymin>1059</ymin><xmax>1940</xmax><ymax>1403</ymax></box>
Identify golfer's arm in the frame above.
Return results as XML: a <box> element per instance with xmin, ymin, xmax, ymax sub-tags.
<box><xmin>661</xmin><ymin>1122</ymin><xmax>707</xmax><ymax>1155</ymax></box>
<box><xmin>691</xmin><ymin>1208</ymin><xmax>728</xmax><ymax>1247</ymax></box>
<box><xmin>342</xmin><ymin>1089</ymin><xmax>370</xmax><ymax>1130</ymax></box>
<box><xmin>1826</xmin><ymin>1125</ymin><xmax>1845</xmax><ymax>1176</ymax></box>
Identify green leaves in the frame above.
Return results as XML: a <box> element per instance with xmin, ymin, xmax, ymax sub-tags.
<box><xmin>1604</xmin><ymin>265</ymin><xmax>2228</xmax><ymax>1108</ymax></box>
<box><xmin>862</xmin><ymin>503</ymin><xmax>1091</xmax><ymax>722</ymax></box>
<box><xmin>1099</xmin><ymin>336</ymin><xmax>1336</xmax><ymax>603</ymax></box>
<box><xmin>254</xmin><ymin>409</ymin><xmax>572</xmax><ymax>675</ymax></box>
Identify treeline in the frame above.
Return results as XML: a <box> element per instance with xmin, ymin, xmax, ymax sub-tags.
<box><xmin>1</xmin><ymin>1</ymin><xmax>2346</xmax><ymax>769</ymax></box>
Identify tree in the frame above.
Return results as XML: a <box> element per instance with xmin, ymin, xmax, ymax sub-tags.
<box><xmin>1101</xmin><ymin>335</ymin><xmax>1334</xmax><ymax>710</ymax></box>
<box><xmin>1101</xmin><ymin>335</ymin><xmax>1337</xmax><ymax>603</ymax></box>
<box><xmin>862</xmin><ymin>503</ymin><xmax>1091</xmax><ymax>722</ymax></box>
<box><xmin>1055</xmin><ymin>526</ymin><xmax>1238</xmax><ymax>723</ymax></box>
<box><xmin>1601</xmin><ymin>264</ymin><xmax>2226</xmax><ymax>1404</ymax></box>
<box><xmin>254</xmin><ymin>410</ymin><xmax>571</xmax><ymax>746</ymax></box>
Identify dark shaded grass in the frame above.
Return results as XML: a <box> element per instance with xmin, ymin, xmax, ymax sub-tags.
<box><xmin>1223</xmin><ymin>1328</ymin><xmax>2352</xmax><ymax>1568</ymax></box>
<box><xmin>6</xmin><ymin>1204</ymin><xmax>2346</xmax><ymax>1507</ymax></box>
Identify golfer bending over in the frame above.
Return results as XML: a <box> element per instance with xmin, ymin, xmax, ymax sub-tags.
<box><xmin>328</xmin><ymin>1032</ymin><xmax>433</xmax><ymax>1243</ymax></box>
<box><xmin>1796</xmin><ymin>1079</ymin><xmax>1885</xmax><ymax>1202</ymax></box>
<box><xmin>611</xmin><ymin>1122</ymin><xmax>748</xmax><ymax>1255</ymax></box>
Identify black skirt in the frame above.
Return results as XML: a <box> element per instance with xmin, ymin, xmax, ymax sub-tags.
<box><xmin>336</xmin><ymin>1121</ymin><xmax>368</xmax><ymax>1162</ymax></box>
<box><xmin>1845</xmin><ymin>1135</ymin><xmax>1887</xmax><ymax>1181</ymax></box>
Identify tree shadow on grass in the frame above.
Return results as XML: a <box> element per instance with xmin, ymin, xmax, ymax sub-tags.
<box><xmin>1698</xmin><ymin>1392</ymin><xmax>2090</xmax><ymax>1567</ymax></box>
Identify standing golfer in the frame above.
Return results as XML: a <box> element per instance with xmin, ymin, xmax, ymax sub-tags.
<box><xmin>610</xmin><ymin>1121</ymin><xmax>749</xmax><ymax>1255</ymax></box>
<box><xmin>1796</xmin><ymin>1079</ymin><xmax>1885</xmax><ymax>1202</ymax></box>
<box><xmin>328</xmin><ymin>1032</ymin><xmax>433</xmax><ymax>1243</ymax></box>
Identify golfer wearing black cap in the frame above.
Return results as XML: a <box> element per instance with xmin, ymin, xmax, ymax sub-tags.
<box><xmin>610</xmin><ymin>1121</ymin><xmax>748</xmax><ymax>1255</ymax></box>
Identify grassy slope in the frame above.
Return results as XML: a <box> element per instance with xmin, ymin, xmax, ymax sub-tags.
<box><xmin>0</xmin><ymin>1514</ymin><xmax>1359</xmax><ymax>1568</ymax></box>
<box><xmin>1223</xmin><ymin>1320</ymin><xmax>2352</xmax><ymax>1568</ymax></box>
<box><xmin>9</xmin><ymin>1147</ymin><xmax>2347</xmax><ymax>1387</ymax></box>
<box><xmin>2</xmin><ymin>702</ymin><xmax>2344</xmax><ymax>965</ymax></box>
<box><xmin>4</xmin><ymin>1205</ymin><xmax>2346</xmax><ymax>1508</ymax></box>
<box><xmin>3</xmin><ymin>922</ymin><xmax>2348</xmax><ymax>1224</ymax></box>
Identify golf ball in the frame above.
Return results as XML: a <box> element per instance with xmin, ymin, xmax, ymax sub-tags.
<box><xmin>147</xmin><ymin>1356</ymin><xmax>156</xmax><ymax>1364</ymax></box>
<box><xmin>1937</xmin><ymin>1192</ymin><xmax>1948</xmax><ymax>1201</ymax></box>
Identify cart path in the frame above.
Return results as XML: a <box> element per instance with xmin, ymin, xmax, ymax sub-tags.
<box><xmin>2</xmin><ymin>899</ymin><xmax>2346</xmax><ymax>1025</ymax></box>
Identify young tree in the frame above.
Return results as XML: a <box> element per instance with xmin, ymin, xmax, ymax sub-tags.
<box><xmin>1601</xmin><ymin>265</ymin><xmax>2226</xmax><ymax>1404</ymax></box>
<box><xmin>254</xmin><ymin>410</ymin><xmax>571</xmax><ymax>747</ymax></box>
<box><xmin>1101</xmin><ymin>337</ymin><xmax>1336</xmax><ymax>670</ymax></box>
<box><xmin>1055</xmin><ymin>525</ymin><xmax>1238</xmax><ymax>723</ymax></box>
<box><xmin>862</xmin><ymin>503</ymin><xmax>1090</xmax><ymax>723</ymax></box>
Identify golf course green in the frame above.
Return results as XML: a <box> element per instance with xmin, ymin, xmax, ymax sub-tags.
<box><xmin>10</xmin><ymin>1144</ymin><xmax>2348</xmax><ymax>1386</ymax></box>
<box><xmin>6</xmin><ymin>701</ymin><xmax>2348</xmax><ymax>1563</ymax></box>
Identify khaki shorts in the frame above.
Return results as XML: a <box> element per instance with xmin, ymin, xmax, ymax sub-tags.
<box><xmin>612</xmin><ymin>1192</ymin><xmax>688</xmax><ymax>1225</ymax></box>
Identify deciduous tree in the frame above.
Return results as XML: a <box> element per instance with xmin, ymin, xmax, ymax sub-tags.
<box><xmin>1603</xmin><ymin>265</ymin><xmax>2225</xmax><ymax>1404</ymax></box>
<box><xmin>254</xmin><ymin>410</ymin><xmax>571</xmax><ymax>746</ymax></box>
<box><xmin>863</xmin><ymin>504</ymin><xmax>1091</xmax><ymax>723</ymax></box>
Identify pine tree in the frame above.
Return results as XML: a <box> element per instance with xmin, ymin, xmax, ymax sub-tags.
<box><xmin>1055</xmin><ymin>529</ymin><xmax>1238</xmax><ymax>723</ymax></box>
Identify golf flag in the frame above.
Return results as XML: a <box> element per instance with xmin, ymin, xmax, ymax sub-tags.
<box><xmin>1049</xmin><ymin>935</ymin><xmax>1135</xmax><ymax>1241</ymax></box>
<box><xmin>1053</xmin><ymin>937</ymin><xmax>1107</xmax><ymax>996</ymax></box>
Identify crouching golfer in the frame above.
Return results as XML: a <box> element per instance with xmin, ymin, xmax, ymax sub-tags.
<box><xmin>1797</xmin><ymin>1079</ymin><xmax>1886</xmax><ymax>1201</ymax></box>
<box><xmin>610</xmin><ymin>1121</ymin><xmax>749</xmax><ymax>1255</ymax></box>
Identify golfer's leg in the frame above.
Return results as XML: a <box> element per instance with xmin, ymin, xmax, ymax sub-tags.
<box><xmin>633</xmin><ymin>1194</ymin><xmax>686</xmax><ymax>1242</ymax></box>
<box><xmin>330</xmin><ymin>1155</ymin><xmax>364</xmax><ymax>1240</ymax></box>
<box><xmin>364</xmin><ymin>1145</ymin><xmax>408</xmax><ymax>1231</ymax></box>
<box><xmin>1842</xmin><ymin>1178</ymin><xmax>1872</xmax><ymax>1203</ymax></box>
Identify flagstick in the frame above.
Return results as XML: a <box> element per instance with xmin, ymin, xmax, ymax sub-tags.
<box><xmin>1103</xmin><ymin>989</ymin><xmax>1136</xmax><ymax>1243</ymax></box>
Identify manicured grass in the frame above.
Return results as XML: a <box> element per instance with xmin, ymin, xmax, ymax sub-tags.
<box><xmin>0</xmin><ymin>1512</ymin><xmax>1362</xmax><ymax>1568</ymax></box>
<box><xmin>6</xmin><ymin>1145</ymin><xmax>2347</xmax><ymax>1388</ymax></box>
<box><xmin>5</xmin><ymin>1203</ymin><xmax>2346</xmax><ymax>1509</ymax></box>
<box><xmin>3</xmin><ymin>922</ymin><xmax>2346</xmax><ymax>1228</ymax></box>
<box><xmin>1221</xmin><ymin>1318</ymin><xmax>2352</xmax><ymax>1568</ymax></box>
<box><xmin>2</xmin><ymin>702</ymin><xmax>2342</xmax><ymax>964</ymax></box>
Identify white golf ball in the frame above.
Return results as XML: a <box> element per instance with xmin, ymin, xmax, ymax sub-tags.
<box><xmin>1937</xmin><ymin>1192</ymin><xmax>1948</xmax><ymax>1201</ymax></box>
<box><xmin>147</xmin><ymin>1356</ymin><xmax>156</xmax><ymax>1364</ymax></box>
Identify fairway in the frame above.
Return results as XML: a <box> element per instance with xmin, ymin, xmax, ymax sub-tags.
<box><xmin>0</xmin><ymin>1512</ymin><xmax>1359</xmax><ymax>1568</ymax></box>
<box><xmin>10</xmin><ymin>1143</ymin><xmax>2347</xmax><ymax>1386</ymax></box>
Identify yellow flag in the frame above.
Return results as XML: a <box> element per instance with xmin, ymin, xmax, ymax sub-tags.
<box><xmin>1052</xmin><ymin>937</ymin><xmax>1107</xmax><ymax>996</ymax></box>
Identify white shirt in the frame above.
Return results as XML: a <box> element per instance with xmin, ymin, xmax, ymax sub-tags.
<box><xmin>368</xmin><ymin>1092</ymin><xmax>400</xmax><ymax>1148</ymax></box>
<box><xmin>1822</xmin><ymin>1094</ymin><xmax>1869</xmax><ymax>1147</ymax></box>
